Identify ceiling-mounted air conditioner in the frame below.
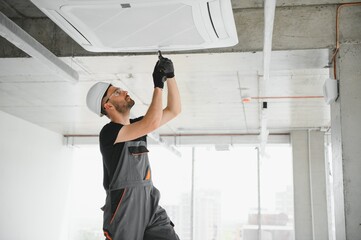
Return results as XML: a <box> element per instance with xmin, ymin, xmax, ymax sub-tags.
<box><xmin>30</xmin><ymin>0</ymin><xmax>238</xmax><ymax>52</ymax></box>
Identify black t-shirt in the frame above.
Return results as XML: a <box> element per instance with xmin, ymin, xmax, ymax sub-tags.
<box><xmin>99</xmin><ymin>116</ymin><xmax>146</xmax><ymax>190</ymax></box>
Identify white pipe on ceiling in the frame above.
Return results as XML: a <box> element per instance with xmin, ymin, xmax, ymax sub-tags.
<box><xmin>0</xmin><ymin>12</ymin><xmax>79</xmax><ymax>83</ymax></box>
<box><xmin>259</xmin><ymin>0</ymin><xmax>277</xmax><ymax>157</ymax></box>
<box><xmin>263</xmin><ymin>0</ymin><xmax>277</xmax><ymax>83</ymax></box>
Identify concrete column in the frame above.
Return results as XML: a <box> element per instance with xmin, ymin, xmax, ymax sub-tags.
<box><xmin>292</xmin><ymin>131</ymin><xmax>313</xmax><ymax>240</ymax></box>
<box><xmin>309</xmin><ymin>131</ymin><xmax>329</xmax><ymax>240</ymax></box>
<box><xmin>291</xmin><ymin>130</ymin><xmax>329</xmax><ymax>240</ymax></box>
<box><xmin>331</xmin><ymin>42</ymin><xmax>361</xmax><ymax>240</ymax></box>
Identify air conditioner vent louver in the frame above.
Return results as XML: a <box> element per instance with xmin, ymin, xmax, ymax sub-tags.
<box><xmin>31</xmin><ymin>0</ymin><xmax>238</xmax><ymax>52</ymax></box>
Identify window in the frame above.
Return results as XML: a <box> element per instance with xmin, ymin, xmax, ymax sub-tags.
<box><xmin>67</xmin><ymin>144</ymin><xmax>294</xmax><ymax>240</ymax></box>
<box><xmin>68</xmin><ymin>146</ymin><xmax>105</xmax><ymax>240</ymax></box>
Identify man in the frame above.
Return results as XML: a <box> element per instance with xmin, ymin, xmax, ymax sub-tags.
<box><xmin>86</xmin><ymin>53</ymin><xmax>181</xmax><ymax>240</ymax></box>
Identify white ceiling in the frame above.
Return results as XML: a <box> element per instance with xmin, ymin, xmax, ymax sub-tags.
<box><xmin>0</xmin><ymin>49</ymin><xmax>330</xmax><ymax>142</ymax></box>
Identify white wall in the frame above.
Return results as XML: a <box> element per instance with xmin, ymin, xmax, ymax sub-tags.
<box><xmin>0</xmin><ymin>111</ymin><xmax>73</xmax><ymax>240</ymax></box>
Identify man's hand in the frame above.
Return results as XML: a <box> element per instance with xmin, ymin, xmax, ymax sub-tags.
<box><xmin>158</xmin><ymin>57</ymin><xmax>175</xmax><ymax>79</ymax></box>
<box><xmin>158</xmin><ymin>51</ymin><xmax>175</xmax><ymax>79</ymax></box>
<box><xmin>152</xmin><ymin>61</ymin><xmax>167</xmax><ymax>89</ymax></box>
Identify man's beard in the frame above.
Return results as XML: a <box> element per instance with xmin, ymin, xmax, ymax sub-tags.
<box><xmin>113</xmin><ymin>98</ymin><xmax>135</xmax><ymax>113</ymax></box>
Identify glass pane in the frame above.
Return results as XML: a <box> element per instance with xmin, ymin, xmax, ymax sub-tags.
<box><xmin>193</xmin><ymin>145</ymin><xmax>294</xmax><ymax>240</ymax></box>
<box><xmin>193</xmin><ymin>146</ymin><xmax>258</xmax><ymax>240</ymax></box>
<box><xmin>258</xmin><ymin>145</ymin><xmax>294</xmax><ymax>240</ymax></box>
<box><xmin>68</xmin><ymin>146</ymin><xmax>105</xmax><ymax>239</ymax></box>
<box><xmin>148</xmin><ymin>146</ymin><xmax>193</xmax><ymax>240</ymax></box>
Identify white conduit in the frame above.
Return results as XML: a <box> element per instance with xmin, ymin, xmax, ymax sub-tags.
<box><xmin>0</xmin><ymin>12</ymin><xmax>79</xmax><ymax>83</ymax></box>
<box><xmin>259</xmin><ymin>0</ymin><xmax>277</xmax><ymax>157</ymax></box>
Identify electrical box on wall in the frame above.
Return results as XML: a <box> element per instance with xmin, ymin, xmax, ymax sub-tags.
<box><xmin>323</xmin><ymin>78</ymin><xmax>339</xmax><ymax>104</ymax></box>
<box><xmin>30</xmin><ymin>0</ymin><xmax>238</xmax><ymax>52</ymax></box>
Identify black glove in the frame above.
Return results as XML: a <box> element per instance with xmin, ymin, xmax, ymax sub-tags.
<box><xmin>158</xmin><ymin>51</ymin><xmax>175</xmax><ymax>78</ymax></box>
<box><xmin>158</xmin><ymin>57</ymin><xmax>175</xmax><ymax>78</ymax></box>
<box><xmin>152</xmin><ymin>61</ymin><xmax>167</xmax><ymax>89</ymax></box>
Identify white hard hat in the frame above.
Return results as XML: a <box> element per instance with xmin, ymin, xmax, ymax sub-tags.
<box><xmin>86</xmin><ymin>82</ymin><xmax>111</xmax><ymax>116</ymax></box>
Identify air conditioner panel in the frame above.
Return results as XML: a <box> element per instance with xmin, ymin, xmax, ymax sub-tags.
<box><xmin>41</xmin><ymin>9</ymin><xmax>91</xmax><ymax>46</ymax></box>
<box><xmin>30</xmin><ymin>0</ymin><xmax>238</xmax><ymax>52</ymax></box>
<box><xmin>60</xmin><ymin>3</ymin><xmax>205</xmax><ymax>49</ymax></box>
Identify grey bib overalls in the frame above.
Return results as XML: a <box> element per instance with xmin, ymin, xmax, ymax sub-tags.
<box><xmin>102</xmin><ymin>140</ymin><xmax>180</xmax><ymax>240</ymax></box>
